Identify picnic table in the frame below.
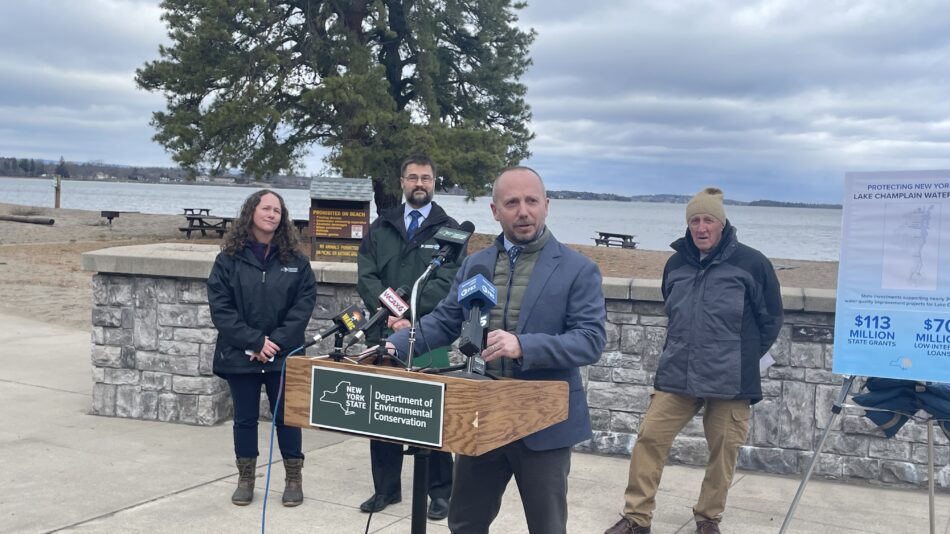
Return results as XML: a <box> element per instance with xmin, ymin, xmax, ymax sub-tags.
<box><xmin>179</xmin><ymin>214</ymin><xmax>233</xmax><ymax>238</ymax></box>
<box><xmin>183</xmin><ymin>208</ymin><xmax>211</xmax><ymax>216</ymax></box>
<box><xmin>592</xmin><ymin>231</ymin><xmax>638</xmax><ymax>249</ymax></box>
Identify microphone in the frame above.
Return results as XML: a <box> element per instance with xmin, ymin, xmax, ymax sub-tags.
<box><xmin>345</xmin><ymin>286</ymin><xmax>410</xmax><ymax>348</ymax></box>
<box><xmin>430</xmin><ymin>221</ymin><xmax>474</xmax><ymax>268</ymax></box>
<box><xmin>457</xmin><ymin>266</ymin><xmax>498</xmax><ymax>357</ymax></box>
<box><xmin>310</xmin><ymin>304</ymin><xmax>367</xmax><ymax>344</ymax></box>
<box><xmin>405</xmin><ymin>221</ymin><xmax>474</xmax><ymax>367</ymax></box>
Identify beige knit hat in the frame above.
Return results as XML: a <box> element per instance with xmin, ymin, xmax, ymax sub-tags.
<box><xmin>686</xmin><ymin>187</ymin><xmax>726</xmax><ymax>225</ymax></box>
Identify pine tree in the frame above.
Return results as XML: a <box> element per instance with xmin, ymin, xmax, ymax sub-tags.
<box><xmin>136</xmin><ymin>0</ymin><xmax>535</xmax><ymax>209</ymax></box>
<box><xmin>55</xmin><ymin>157</ymin><xmax>70</xmax><ymax>178</ymax></box>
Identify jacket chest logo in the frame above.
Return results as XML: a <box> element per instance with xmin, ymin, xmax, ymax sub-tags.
<box><xmin>280</xmin><ymin>267</ymin><xmax>299</xmax><ymax>273</ymax></box>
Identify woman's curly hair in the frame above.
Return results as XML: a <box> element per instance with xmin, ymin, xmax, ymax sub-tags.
<box><xmin>222</xmin><ymin>189</ymin><xmax>301</xmax><ymax>263</ymax></box>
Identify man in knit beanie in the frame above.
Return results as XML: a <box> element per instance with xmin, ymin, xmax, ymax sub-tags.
<box><xmin>606</xmin><ymin>187</ymin><xmax>783</xmax><ymax>534</ymax></box>
<box><xmin>685</xmin><ymin>187</ymin><xmax>727</xmax><ymax>255</ymax></box>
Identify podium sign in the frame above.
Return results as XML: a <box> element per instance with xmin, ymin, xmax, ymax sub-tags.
<box><xmin>310</xmin><ymin>366</ymin><xmax>445</xmax><ymax>447</ymax></box>
<box><xmin>285</xmin><ymin>358</ymin><xmax>569</xmax><ymax>456</ymax></box>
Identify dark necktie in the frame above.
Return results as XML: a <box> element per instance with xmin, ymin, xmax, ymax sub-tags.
<box><xmin>406</xmin><ymin>210</ymin><xmax>422</xmax><ymax>240</ymax></box>
<box><xmin>507</xmin><ymin>246</ymin><xmax>523</xmax><ymax>269</ymax></box>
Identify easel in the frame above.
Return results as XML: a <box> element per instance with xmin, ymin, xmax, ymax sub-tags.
<box><xmin>780</xmin><ymin>375</ymin><xmax>942</xmax><ymax>534</ymax></box>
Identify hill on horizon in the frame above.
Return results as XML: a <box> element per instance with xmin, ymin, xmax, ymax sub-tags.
<box><xmin>545</xmin><ymin>190</ymin><xmax>841</xmax><ymax>209</ymax></box>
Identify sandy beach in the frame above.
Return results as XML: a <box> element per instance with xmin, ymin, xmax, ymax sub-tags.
<box><xmin>0</xmin><ymin>202</ymin><xmax>837</xmax><ymax>331</ymax></box>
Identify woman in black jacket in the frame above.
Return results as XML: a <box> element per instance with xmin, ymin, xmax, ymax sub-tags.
<box><xmin>207</xmin><ymin>189</ymin><xmax>316</xmax><ymax>507</ymax></box>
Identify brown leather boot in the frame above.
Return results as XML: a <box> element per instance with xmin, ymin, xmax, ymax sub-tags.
<box><xmin>231</xmin><ymin>457</ymin><xmax>256</xmax><ymax>505</ymax></box>
<box><xmin>605</xmin><ymin>515</ymin><xmax>651</xmax><ymax>534</ymax></box>
<box><xmin>282</xmin><ymin>458</ymin><xmax>304</xmax><ymax>507</ymax></box>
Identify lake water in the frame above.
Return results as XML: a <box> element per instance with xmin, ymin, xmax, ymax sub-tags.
<box><xmin>0</xmin><ymin>177</ymin><xmax>842</xmax><ymax>261</ymax></box>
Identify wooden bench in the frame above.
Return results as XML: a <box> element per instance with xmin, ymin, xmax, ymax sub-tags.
<box><xmin>183</xmin><ymin>208</ymin><xmax>211</xmax><ymax>216</ymax></box>
<box><xmin>100</xmin><ymin>210</ymin><xmax>139</xmax><ymax>226</ymax></box>
<box><xmin>180</xmin><ymin>215</ymin><xmax>233</xmax><ymax>238</ymax></box>
<box><xmin>178</xmin><ymin>216</ymin><xmax>306</xmax><ymax>238</ymax></box>
<box><xmin>593</xmin><ymin>231</ymin><xmax>638</xmax><ymax>249</ymax></box>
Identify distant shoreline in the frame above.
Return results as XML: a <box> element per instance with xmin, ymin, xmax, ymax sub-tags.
<box><xmin>544</xmin><ymin>190</ymin><xmax>842</xmax><ymax>209</ymax></box>
<box><xmin>3</xmin><ymin>175</ymin><xmax>841</xmax><ymax>209</ymax></box>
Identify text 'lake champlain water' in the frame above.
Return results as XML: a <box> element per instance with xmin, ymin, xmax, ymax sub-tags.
<box><xmin>1</xmin><ymin>177</ymin><xmax>841</xmax><ymax>261</ymax></box>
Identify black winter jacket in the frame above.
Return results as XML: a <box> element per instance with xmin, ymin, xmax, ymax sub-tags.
<box><xmin>356</xmin><ymin>202</ymin><xmax>465</xmax><ymax>344</ymax></box>
<box><xmin>656</xmin><ymin>223</ymin><xmax>783</xmax><ymax>402</ymax></box>
<box><xmin>207</xmin><ymin>247</ymin><xmax>316</xmax><ymax>376</ymax></box>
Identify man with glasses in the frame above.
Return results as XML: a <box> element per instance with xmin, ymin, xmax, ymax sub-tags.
<box><xmin>355</xmin><ymin>154</ymin><xmax>465</xmax><ymax>520</ymax></box>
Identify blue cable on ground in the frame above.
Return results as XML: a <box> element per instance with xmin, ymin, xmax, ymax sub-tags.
<box><xmin>260</xmin><ymin>344</ymin><xmax>304</xmax><ymax>534</ymax></box>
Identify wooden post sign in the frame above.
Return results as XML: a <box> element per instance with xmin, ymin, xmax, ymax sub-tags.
<box><xmin>308</xmin><ymin>177</ymin><xmax>375</xmax><ymax>262</ymax></box>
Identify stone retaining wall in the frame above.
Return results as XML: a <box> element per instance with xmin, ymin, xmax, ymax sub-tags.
<box><xmin>81</xmin><ymin>243</ymin><xmax>949</xmax><ymax>488</ymax></box>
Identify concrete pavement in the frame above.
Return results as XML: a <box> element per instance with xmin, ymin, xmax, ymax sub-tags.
<box><xmin>2</xmin><ymin>311</ymin><xmax>948</xmax><ymax>534</ymax></box>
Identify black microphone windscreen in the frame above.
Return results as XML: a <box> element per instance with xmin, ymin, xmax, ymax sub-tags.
<box><xmin>459</xmin><ymin>221</ymin><xmax>475</xmax><ymax>234</ymax></box>
<box><xmin>433</xmin><ymin>225</ymin><xmax>470</xmax><ymax>246</ymax></box>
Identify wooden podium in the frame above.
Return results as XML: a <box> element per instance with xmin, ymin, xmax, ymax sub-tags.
<box><xmin>283</xmin><ymin>357</ymin><xmax>569</xmax><ymax>456</ymax></box>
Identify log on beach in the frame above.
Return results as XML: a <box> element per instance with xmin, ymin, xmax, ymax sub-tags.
<box><xmin>0</xmin><ymin>215</ymin><xmax>55</xmax><ymax>225</ymax></box>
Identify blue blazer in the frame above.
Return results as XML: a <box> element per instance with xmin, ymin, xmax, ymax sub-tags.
<box><xmin>390</xmin><ymin>233</ymin><xmax>606</xmax><ymax>451</ymax></box>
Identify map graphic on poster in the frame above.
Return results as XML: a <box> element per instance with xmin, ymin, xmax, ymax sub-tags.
<box><xmin>881</xmin><ymin>203</ymin><xmax>939</xmax><ymax>291</ymax></box>
<box><xmin>833</xmin><ymin>171</ymin><xmax>950</xmax><ymax>382</ymax></box>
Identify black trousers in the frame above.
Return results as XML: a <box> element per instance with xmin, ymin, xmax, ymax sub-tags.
<box><xmin>370</xmin><ymin>439</ymin><xmax>453</xmax><ymax>499</ymax></box>
<box><xmin>448</xmin><ymin>440</ymin><xmax>571</xmax><ymax>534</ymax></box>
<box><xmin>226</xmin><ymin>371</ymin><xmax>303</xmax><ymax>460</ymax></box>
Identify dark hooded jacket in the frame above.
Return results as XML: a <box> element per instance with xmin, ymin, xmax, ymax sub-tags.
<box><xmin>852</xmin><ymin>378</ymin><xmax>950</xmax><ymax>440</ymax></box>
<box><xmin>207</xmin><ymin>246</ymin><xmax>316</xmax><ymax>377</ymax></box>
<box><xmin>356</xmin><ymin>201</ymin><xmax>465</xmax><ymax>344</ymax></box>
<box><xmin>655</xmin><ymin>222</ymin><xmax>783</xmax><ymax>402</ymax></box>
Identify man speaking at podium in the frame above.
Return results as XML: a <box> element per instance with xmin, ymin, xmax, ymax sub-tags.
<box><xmin>356</xmin><ymin>154</ymin><xmax>465</xmax><ymax>520</ymax></box>
<box><xmin>387</xmin><ymin>167</ymin><xmax>607</xmax><ymax>534</ymax></box>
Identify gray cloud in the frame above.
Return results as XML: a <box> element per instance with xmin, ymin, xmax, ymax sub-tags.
<box><xmin>0</xmin><ymin>1</ymin><xmax>168</xmax><ymax>165</ymax></box>
<box><xmin>519</xmin><ymin>0</ymin><xmax>950</xmax><ymax>200</ymax></box>
<box><xmin>3</xmin><ymin>1</ymin><xmax>950</xmax><ymax>201</ymax></box>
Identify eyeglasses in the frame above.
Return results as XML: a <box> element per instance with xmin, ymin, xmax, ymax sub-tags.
<box><xmin>402</xmin><ymin>174</ymin><xmax>434</xmax><ymax>184</ymax></box>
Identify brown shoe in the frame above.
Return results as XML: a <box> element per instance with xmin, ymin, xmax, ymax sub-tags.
<box><xmin>605</xmin><ymin>515</ymin><xmax>651</xmax><ymax>534</ymax></box>
<box><xmin>695</xmin><ymin>520</ymin><xmax>721</xmax><ymax>534</ymax></box>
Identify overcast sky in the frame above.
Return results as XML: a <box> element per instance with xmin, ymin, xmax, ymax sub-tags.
<box><xmin>4</xmin><ymin>1</ymin><xmax>950</xmax><ymax>202</ymax></box>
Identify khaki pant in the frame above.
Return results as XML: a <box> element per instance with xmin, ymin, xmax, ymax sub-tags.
<box><xmin>622</xmin><ymin>391</ymin><xmax>751</xmax><ymax>527</ymax></box>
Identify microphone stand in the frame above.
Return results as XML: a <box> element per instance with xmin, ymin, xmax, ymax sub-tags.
<box><xmin>446</xmin><ymin>354</ymin><xmax>493</xmax><ymax>381</ymax></box>
<box><xmin>396</xmin><ymin>241</ymin><xmax>468</xmax><ymax>533</ymax></box>
<box><xmin>328</xmin><ymin>331</ymin><xmax>346</xmax><ymax>361</ymax></box>
<box><xmin>403</xmin><ymin>263</ymin><xmax>437</xmax><ymax>534</ymax></box>
<box><xmin>405</xmin><ymin>262</ymin><xmax>437</xmax><ymax>370</ymax></box>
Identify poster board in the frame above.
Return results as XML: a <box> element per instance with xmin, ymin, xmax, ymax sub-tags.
<box><xmin>833</xmin><ymin>170</ymin><xmax>950</xmax><ymax>381</ymax></box>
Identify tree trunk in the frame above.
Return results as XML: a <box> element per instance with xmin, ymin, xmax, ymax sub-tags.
<box><xmin>0</xmin><ymin>215</ymin><xmax>55</xmax><ymax>225</ymax></box>
<box><xmin>372</xmin><ymin>178</ymin><xmax>401</xmax><ymax>215</ymax></box>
